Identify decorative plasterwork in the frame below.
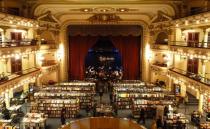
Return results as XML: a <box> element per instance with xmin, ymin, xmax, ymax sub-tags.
<box><xmin>149</xmin><ymin>11</ymin><xmax>173</xmax><ymax>33</ymax></box>
<box><xmin>151</xmin><ymin>11</ymin><xmax>172</xmax><ymax>24</ymax></box>
<box><xmin>169</xmin><ymin>70</ymin><xmax>210</xmax><ymax>91</ymax></box>
<box><xmin>0</xmin><ymin>46</ymin><xmax>38</xmax><ymax>56</ymax></box>
<box><xmin>88</xmin><ymin>14</ymin><xmax>121</xmax><ymax>23</ymax></box>
<box><xmin>173</xmin><ymin>12</ymin><xmax>210</xmax><ymax>29</ymax></box>
<box><xmin>41</xmin><ymin>64</ymin><xmax>59</xmax><ymax>74</ymax></box>
<box><xmin>0</xmin><ymin>12</ymin><xmax>38</xmax><ymax>29</ymax></box>
<box><xmin>33</xmin><ymin>4</ymin><xmax>176</xmax><ymax>25</ymax></box>
<box><xmin>170</xmin><ymin>48</ymin><xmax>210</xmax><ymax>60</ymax></box>
<box><xmin>36</xmin><ymin>11</ymin><xmax>60</xmax><ymax>31</ymax></box>
<box><xmin>0</xmin><ymin>69</ymin><xmax>41</xmax><ymax>93</ymax></box>
<box><xmin>74</xmin><ymin>7</ymin><xmax>136</xmax><ymax>13</ymax></box>
<box><xmin>68</xmin><ymin>25</ymin><xmax>142</xmax><ymax>36</ymax></box>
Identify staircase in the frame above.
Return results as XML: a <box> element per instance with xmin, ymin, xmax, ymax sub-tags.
<box><xmin>186</xmin><ymin>93</ymin><xmax>199</xmax><ymax>105</ymax></box>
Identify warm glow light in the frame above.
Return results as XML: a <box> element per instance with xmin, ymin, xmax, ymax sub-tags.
<box><xmin>196</xmin><ymin>20</ymin><xmax>200</xmax><ymax>24</ymax></box>
<box><xmin>57</xmin><ymin>44</ymin><xmax>64</xmax><ymax>61</ymax></box>
<box><xmin>176</xmin><ymin>24</ymin><xmax>179</xmax><ymax>27</ymax></box>
<box><xmin>205</xmin><ymin>19</ymin><xmax>208</xmax><ymax>22</ymax></box>
<box><xmin>145</xmin><ymin>44</ymin><xmax>152</xmax><ymax>61</ymax></box>
<box><xmin>185</xmin><ymin>20</ymin><xmax>188</xmax><ymax>25</ymax></box>
<box><xmin>15</xmin><ymin>54</ymin><xmax>20</xmax><ymax>60</ymax></box>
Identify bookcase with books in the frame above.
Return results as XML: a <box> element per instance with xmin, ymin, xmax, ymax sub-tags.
<box><xmin>203</xmin><ymin>93</ymin><xmax>210</xmax><ymax>112</ymax></box>
<box><xmin>31</xmin><ymin>99</ymin><xmax>79</xmax><ymax>118</ymax></box>
<box><xmin>113</xmin><ymin>81</ymin><xmax>169</xmax><ymax>109</ymax></box>
<box><xmin>31</xmin><ymin>81</ymin><xmax>96</xmax><ymax>118</ymax></box>
<box><xmin>39</xmin><ymin>83</ymin><xmax>95</xmax><ymax>108</ymax></box>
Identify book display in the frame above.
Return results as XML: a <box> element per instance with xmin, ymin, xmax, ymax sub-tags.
<box><xmin>165</xmin><ymin>113</ymin><xmax>189</xmax><ymax>128</ymax></box>
<box><xmin>38</xmin><ymin>82</ymin><xmax>95</xmax><ymax>108</ymax></box>
<box><xmin>31</xmin><ymin>82</ymin><xmax>95</xmax><ymax>118</ymax></box>
<box><xmin>200</xmin><ymin>122</ymin><xmax>210</xmax><ymax>129</ymax></box>
<box><xmin>31</xmin><ymin>99</ymin><xmax>79</xmax><ymax>118</ymax></box>
<box><xmin>203</xmin><ymin>94</ymin><xmax>210</xmax><ymax>112</ymax></box>
<box><xmin>22</xmin><ymin>113</ymin><xmax>47</xmax><ymax>129</ymax></box>
<box><xmin>113</xmin><ymin>81</ymin><xmax>171</xmax><ymax>109</ymax></box>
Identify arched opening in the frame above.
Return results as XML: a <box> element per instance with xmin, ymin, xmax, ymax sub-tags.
<box><xmin>40</xmin><ymin>30</ymin><xmax>55</xmax><ymax>44</ymax></box>
<box><xmin>68</xmin><ymin>25</ymin><xmax>142</xmax><ymax>80</ymax></box>
<box><xmin>155</xmin><ymin>32</ymin><xmax>168</xmax><ymax>44</ymax></box>
<box><xmin>85</xmin><ymin>37</ymin><xmax>122</xmax><ymax>81</ymax></box>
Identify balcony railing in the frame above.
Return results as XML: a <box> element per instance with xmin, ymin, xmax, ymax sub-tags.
<box><xmin>0</xmin><ymin>67</ymin><xmax>40</xmax><ymax>85</ymax></box>
<box><xmin>152</xmin><ymin>62</ymin><xmax>167</xmax><ymax>67</ymax></box>
<box><xmin>170</xmin><ymin>41</ymin><xmax>210</xmax><ymax>49</ymax></box>
<box><xmin>0</xmin><ymin>39</ymin><xmax>38</xmax><ymax>48</ymax></box>
<box><xmin>169</xmin><ymin>67</ymin><xmax>210</xmax><ymax>86</ymax></box>
<box><xmin>42</xmin><ymin>60</ymin><xmax>57</xmax><ymax>67</ymax></box>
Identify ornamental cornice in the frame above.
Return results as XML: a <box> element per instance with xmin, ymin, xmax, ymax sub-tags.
<box><xmin>0</xmin><ymin>12</ymin><xmax>38</xmax><ymax>29</ymax></box>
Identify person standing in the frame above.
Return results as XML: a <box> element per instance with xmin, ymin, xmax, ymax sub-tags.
<box><xmin>138</xmin><ymin>107</ymin><xmax>145</xmax><ymax>124</ymax></box>
<box><xmin>156</xmin><ymin>116</ymin><xmax>163</xmax><ymax>129</ymax></box>
<box><xmin>61</xmin><ymin>107</ymin><xmax>66</xmax><ymax>125</ymax></box>
<box><xmin>99</xmin><ymin>87</ymin><xmax>104</xmax><ymax>103</ymax></box>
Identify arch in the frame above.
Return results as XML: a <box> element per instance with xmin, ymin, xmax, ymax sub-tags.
<box><xmin>155</xmin><ymin>31</ymin><xmax>169</xmax><ymax>45</ymax></box>
<box><xmin>58</xmin><ymin>20</ymin><xmax>149</xmax><ymax>81</ymax></box>
<box><xmin>40</xmin><ymin>30</ymin><xmax>55</xmax><ymax>44</ymax></box>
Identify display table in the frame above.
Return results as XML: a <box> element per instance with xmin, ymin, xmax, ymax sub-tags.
<box><xmin>165</xmin><ymin>113</ymin><xmax>189</xmax><ymax>129</ymax></box>
<box><xmin>22</xmin><ymin>113</ymin><xmax>46</xmax><ymax>129</ymax></box>
<box><xmin>0</xmin><ymin>119</ymin><xmax>12</xmax><ymax>123</ymax></box>
<box><xmin>96</xmin><ymin>104</ymin><xmax>113</xmax><ymax>116</ymax></box>
<box><xmin>7</xmin><ymin>105</ymin><xmax>22</xmax><ymax>111</ymax></box>
<box><xmin>200</xmin><ymin>122</ymin><xmax>210</xmax><ymax>129</ymax></box>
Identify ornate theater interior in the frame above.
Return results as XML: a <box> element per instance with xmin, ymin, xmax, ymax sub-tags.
<box><xmin>0</xmin><ymin>0</ymin><xmax>210</xmax><ymax>129</ymax></box>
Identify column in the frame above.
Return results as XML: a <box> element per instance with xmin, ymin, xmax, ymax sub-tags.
<box><xmin>202</xmin><ymin>28</ymin><xmax>208</xmax><ymax>47</ymax></box>
<box><xmin>201</xmin><ymin>59</ymin><xmax>206</xmax><ymax>82</ymax></box>
<box><xmin>59</xmin><ymin>28</ymin><xmax>68</xmax><ymax>81</ymax></box>
<box><xmin>198</xmin><ymin>94</ymin><xmax>204</xmax><ymax>114</ymax></box>
<box><xmin>142</xmin><ymin>29</ymin><xmax>151</xmax><ymax>82</ymax></box>
<box><xmin>4</xmin><ymin>91</ymin><xmax>10</xmax><ymax>108</ymax></box>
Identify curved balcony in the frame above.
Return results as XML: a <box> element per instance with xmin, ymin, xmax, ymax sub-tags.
<box><xmin>170</xmin><ymin>41</ymin><xmax>210</xmax><ymax>49</ymax></box>
<box><xmin>40</xmin><ymin>40</ymin><xmax>58</xmax><ymax>50</ymax></box>
<box><xmin>59</xmin><ymin>117</ymin><xmax>146</xmax><ymax>129</ymax></box>
<box><xmin>151</xmin><ymin>44</ymin><xmax>169</xmax><ymax>51</ymax></box>
<box><xmin>0</xmin><ymin>39</ymin><xmax>38</xmax><ymax>48</ymax></box>
<box><xmin>0</xmin><ymin>68</ymin><xmax>41</xmax><ymax>92</ymax></box>
<box><xmin>169</xmin><ymin>67</ymin><xmax>210</xmax><ymax>86</ymax></box>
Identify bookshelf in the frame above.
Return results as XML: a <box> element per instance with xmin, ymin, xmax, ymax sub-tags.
<box><xmin>203</xmin><ymin>94</ymin><xmax>210</xmax><ymax>112</ymax></box>
<box><xmin>113</xmin><ymin>82</ymin><xmax>170</xmax><ymax>109</ymax></box>
<box><xmin>31</xmin><ymin>99</ymin><xmax>79</xmax><ymax>118</ymax></box>
<box><xmin>32</xmin><ymin>81</ymin><xmax>96</xmax><ymax>118</ymax></box>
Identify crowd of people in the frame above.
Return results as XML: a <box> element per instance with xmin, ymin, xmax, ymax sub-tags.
<box><xmin>85</xmin><ymin>66</ymin><xmax>123</xmax><ymax>81</ymax></box>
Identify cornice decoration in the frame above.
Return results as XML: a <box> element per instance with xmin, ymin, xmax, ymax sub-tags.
<box><xmin>88</xmin><ymin>14</ymin><xmax>122</xmax><ymax>23</ymax></box>
<box><xmin>173</xmin><ymin>12</ymin><xmax>210</xmax><ymax>28</ymax></box>
<box><xmin>78</xmin><ymin>7</ymin><xmax>133</xmax><ymax>13</ymax></box>
<box><xmin>151</xmin><ymin>11</ymin><xmax>172</xmax><ymax>24</ymax></box>
<box><xmin>170</xmin><ymin>50</ymin><xmax>210</xmax><ymax>61</ymax></box>
<box><xmin>37</xmin><ymin>11</ymin><xmax>60</xmax><ymax>31</ymax></box>
<box><xmin>68</xmin><ymin>25</ymin><xmax>142</xmax><ymax>36</ymax></box>
<box><xmin>149</xmin><ymin>11</ymin><xmax>173</xmax><ymax>32</ymax></box>
<box><xmin>0</xmin><ymin>12</ymin><xmax>38</xmax><ymax>28</ymax></box>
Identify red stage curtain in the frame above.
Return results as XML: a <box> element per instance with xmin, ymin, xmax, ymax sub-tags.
<box><xmin>111</xmin><ymin>36</ymin><xmax>140</xmax><ymax>80</ymax></box>
<box><xmin>69</xmin><ymin>36</ymin><xmax>97</xmax><ymax>80</ymax></box>
<box><xmin>69</xmin><ymin>36</ymin><xmax>140</xmax><ymax>80</ymax></box>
